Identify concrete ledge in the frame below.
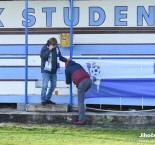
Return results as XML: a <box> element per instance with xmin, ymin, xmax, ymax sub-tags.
<box><xmin>1</xmin><ymin>109</ymin><xmax>155</xmax><ymax>129</ymax></box>
<box><xmin>26</xmin><ymin>103</ymin><xmax>69</xmax><ymax>112</ymax></box>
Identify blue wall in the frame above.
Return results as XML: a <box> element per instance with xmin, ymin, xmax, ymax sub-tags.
<box><xmin>1</xmin><ymin>44</ymin><xmax>155</xmax><ymax>55</ymax></box>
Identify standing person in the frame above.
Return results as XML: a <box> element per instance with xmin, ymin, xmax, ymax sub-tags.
<box><xmin>65</xmin><ymin>59</ymin><xmax>92</xmax><ymax>125</ymax></box>
<box><xmin>40</xmin><ymin>37</ymin><xmax>67</xmax><ymax>107</ymax></box>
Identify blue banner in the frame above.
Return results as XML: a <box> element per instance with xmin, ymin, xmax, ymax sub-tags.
<box><xmin>85</xmin><ymin>78</ymin><xmax>155</xmax><ymax>98</ymax></box>
<box><xmin>76</xmin><ymin>58</ymin><xmax>155</xmax><ymax>99</ymax></box>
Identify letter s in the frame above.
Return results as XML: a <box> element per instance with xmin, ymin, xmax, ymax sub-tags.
<box><xmin>22</xmin><ymin>8</ymin><xmax>36</xmax><ymax>27</ymax></box>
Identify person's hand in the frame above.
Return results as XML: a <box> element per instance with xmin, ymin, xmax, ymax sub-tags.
<box><xmin>49</xmin><ymin>45</ymin><xmax>56</xmax><ymax>50</ymax></box>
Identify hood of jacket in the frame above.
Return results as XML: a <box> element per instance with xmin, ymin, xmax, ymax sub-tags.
<box><xmin>66</xmin><ymin>60</ymin><xmax>76</xmax><ymax>67</ymax></box>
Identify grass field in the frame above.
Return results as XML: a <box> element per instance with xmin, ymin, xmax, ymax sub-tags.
<box><xmin>0</xmin><ymin>124</ymin><xmax>155</xmax><ymax>145</ymax></box>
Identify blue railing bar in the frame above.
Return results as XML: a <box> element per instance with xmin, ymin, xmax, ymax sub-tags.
<box><xmin>0</xmin><ymin>57</ymin><xmax>25</xmax><ymax>59</ymax></box>
<box><xmin>72</xmin><ymin>56</ymin><xmax>155</xmax><ymax>59</ymax></box>
<box><xmin>69</xmin><ymin>0</ymin><xmax>74</xmax><ymax>112</ymax></box>
<box><xmin>70</xmin><ymin>1</ymin><xmax>73</xmax><ymax>60</ymax></box>
<box><xmin>25</xmin><ymin>0</ymin><xmax>28</xmax><ymax>111</ymax></box>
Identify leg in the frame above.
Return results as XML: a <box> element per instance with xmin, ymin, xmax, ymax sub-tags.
<box><xmin>41</xmin><ymin>73</ymin><xmax>50</xmax><ymax>103</ymax></box>
<box><xmin>77</xmin><ymin>79</ymin><xmax>92</xmax><ymax>123</ymax></box>
<box><xmin>77</xmin><ymin>83</ymin><xmax>86</xmax><ymax>123</ymax></box>
<box><xmin>85</xmin><ymin>79</ymin><xmax>92</xmax><ymax>92</ymax></box>
<box><xmin>46</xmin><ymin>73</ymin><xmax>57</xmax><ymax>101</ymax></box>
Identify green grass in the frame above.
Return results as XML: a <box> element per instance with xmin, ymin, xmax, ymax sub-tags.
<box><xmin>0</xmin><ymin>124</ymin><xmax>155</xmax><ymax>145</ymax></box>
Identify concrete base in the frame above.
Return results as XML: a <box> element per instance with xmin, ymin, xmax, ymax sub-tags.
<box><xmin>26</xmin><ymin>103</ymin><xmax>69</xmax><ymax>112</ymax></box>
<box><xmin>1</xmin><ymin>108</ymin><xmax>155</xmax><ymax>129</ymax></box>
<box><xmin>17</xmin><ymin>103</ymin><xmax>25</xmax><ymax>111</ymax></box>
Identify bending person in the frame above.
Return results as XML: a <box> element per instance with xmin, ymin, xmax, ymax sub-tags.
<box><xmin>65</xmin><ymin>59</ymin><xmax>92</xmax><ymax>125</ymax></box>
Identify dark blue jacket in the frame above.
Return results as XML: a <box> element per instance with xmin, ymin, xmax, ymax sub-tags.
<box><xmin>40</xmin><ymin>45</ymin><xmax>66</xmax><ymax>74</ymax></box>
<box><xmin>65</xmin><ymin>61</ymin><xmax>90</xmax><ymax>85</ymax></box>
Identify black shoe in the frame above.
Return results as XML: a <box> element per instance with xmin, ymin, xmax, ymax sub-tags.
<box><xmin>46</xmin><ymin>100</ymin><xmax>56</xmax><ymax>105</ymax></box>
<box><xmin>41</xmin><ymin>102</ymin><xmax>46</xmax><ymax>108</ymax></box>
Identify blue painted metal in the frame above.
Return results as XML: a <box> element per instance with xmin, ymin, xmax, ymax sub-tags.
<box><xmin>0</xmin><ymin>67</ymin><xmax>65</xmax><ymax>80</ymax></box>
<box><xmin>0</xmin><ymin>45</ymin><xmax>43</xmax><ymax>54</ymax></box>
<box><xmin>0</xmin><ymin>95</ymin><xmax>77</xmax><ymax>104</ymax></box>
<box><xmin>25</xmin><ymin>0</ymin><xmax>28</xmax><ymax>110</ymax></box>
<box><xmin>72</xmin><ymin>44</ymin><xmax>155</xmax><ymax>55</ymax></box>
<box><xmin>0</xmin><ymin>95</ymin><xmax>155</xmax><ymax>106</ymax></box>
<box><xmin>73</xmin><ymin>56</ymin><xmax>155</xmax><ymax>59</ymax></box>
<box><xmin>0</xmin><ymin>57</ymin><xmax>25</xmax><ymax>59</ymax></box>
<box><xmin>2</xmin><ymin>44</ymin><xmax>155</xmax><ymax>55</ymax></box>
<box><xmin>69</xmin><ymin>0</ymin><xmax>74</xmax><ymax>111</ymax></box>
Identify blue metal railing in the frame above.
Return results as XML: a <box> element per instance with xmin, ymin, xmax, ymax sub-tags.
<box><xmin>69</xmin><ymin>0</ymin><xmax>74</xmax><ymax>111</ymax></box>
<box><xmin>24</xmin><ymin>0</ymin><xmax>29</xmax><ymax>110</ymax></box>
<box><xmin>0</xmin><ymin>0</ymin><xmax>28</xmax><ymax>111</ymax></box>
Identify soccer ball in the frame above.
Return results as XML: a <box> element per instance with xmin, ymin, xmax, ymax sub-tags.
<box><xmin>90</xmin><ymin>65</ymin><xmax>101</xmax><ymax>76</ymax></box>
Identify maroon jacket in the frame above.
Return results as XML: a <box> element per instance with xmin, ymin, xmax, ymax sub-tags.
<box><xmin>65</xmin><ymin>60</ymin><xmax>90</xmax><ymax>85</ymax></box>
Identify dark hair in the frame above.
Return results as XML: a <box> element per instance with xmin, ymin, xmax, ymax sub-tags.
<box><xmin>46</xmin><ymin>37</ymin><xmax>58</xmax><ymax>46</ymax></box>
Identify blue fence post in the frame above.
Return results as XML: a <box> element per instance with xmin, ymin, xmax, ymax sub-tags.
<box><xmin>25</xmin><ymin>0</ymin><xmax>28</xmax><ymax>110</ymax></box>
<box><xmin>69</xmin><ymin>0</ymin><xmax>74</xmax><ymax>111</ymax></box>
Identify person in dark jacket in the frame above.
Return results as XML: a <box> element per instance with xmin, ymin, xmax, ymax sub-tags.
<box><xmin>65</xmin><ymin>59</ymin><xmax>92</xmax><ymax>125</ymax></box>
<box><xmin>40</xmin><ymin>37</ymin><xmax>67</xmax><ymax>107</ymax></box>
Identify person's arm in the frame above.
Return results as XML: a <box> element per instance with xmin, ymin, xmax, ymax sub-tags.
<box><xmin>65</xmin><ymin>69</ymin><xmax>71</xmax><ymax>84</ymax></box>
<box><xmin>57</xmin><ymin>46</ymin><xmax>67</xmax><ymax>62</ymax></box>
<box><xmin>40</xmin><ymin>46</ymin><xmax>50</xmax><ymax>60</ymax></box>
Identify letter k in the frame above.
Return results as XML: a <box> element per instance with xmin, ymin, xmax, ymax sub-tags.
<box><xmin>0</xmin><ymin>8</ymin><xmax>4</xmax><ymax>27</ymax></box>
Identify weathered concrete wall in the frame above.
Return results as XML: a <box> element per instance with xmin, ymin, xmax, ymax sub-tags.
<box><xmin>1</xmin><ymin>109</ymin><xmax>155</xmax><ymax>129</ymax></box>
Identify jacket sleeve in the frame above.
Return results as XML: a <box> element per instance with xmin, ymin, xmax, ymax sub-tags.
<box><xmin>59</xmin><ymin>53</ymin><xmax>67</xmax><ymax>62</ymax></box>
<box><xmin>65</xmin><ymin>69</ymin><xmax>71</xmax><ymax>84</ymax></box>
<box><xmin>57</xmin><ymin>46</ymin><xmax>67</xmax><ymax>62</ymax></box>
<box><xmin>40</xmin><ymin>46</ymin><xmax>50</xmax><ymax>60</ymax></box>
